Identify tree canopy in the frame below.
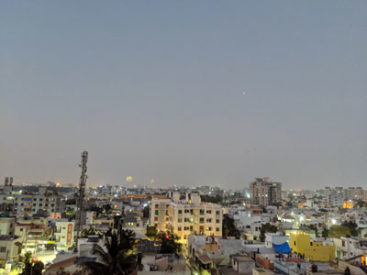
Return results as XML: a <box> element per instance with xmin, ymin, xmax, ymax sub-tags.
<box><xmin>157</xmin><ymin>232</ymin><xmax>181</xmax><ymax>254</ymax></box>
<box><xmin>222</xmin><ymin>214</ymin><xmax>241</xmax><ymax>239</ymax></box>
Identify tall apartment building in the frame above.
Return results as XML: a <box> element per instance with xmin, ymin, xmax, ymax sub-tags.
<box><xmin>324</xmin><ymin>186</ymin><xmax>365</xmax><ymax>208</ymax></box>
<box><xmin>0</xmin><ymin>180</ymin><xmax>62</xmax><ymax>217</ymax></box>
<box><xmin>150</xmin><ymin>192</ymin><xmax>223</xmax><ymax>242</ymax></box>
<box><xmin>344</xmin><ymin>187</ymin><xmax>365</xmax><ymax>201</ymax></box>
<box><xmin>249</xmin><ymin>178</ymin><xmax>282</xmax><ymax>207</ymax></box>
<box><xmin>325</xmin><ymin>187</ymin><xmax>344</xmax><ymax>207</ymax></box>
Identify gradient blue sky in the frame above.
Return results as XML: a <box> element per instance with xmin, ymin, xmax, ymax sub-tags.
<box><xmin>1</xmin><ymin>1</ymin><xmax>366</xmax><ymax>189</ymax></box>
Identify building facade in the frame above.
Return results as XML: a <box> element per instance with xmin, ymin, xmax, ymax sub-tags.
<box><xmin>250</xmin><ymin>178</ymin><xmax>282</xmax><ymax>207</ymax></box>
<box><xmin>150</xmin><ymin>192</ymin><xmax>223</xmax><ymax>242</ymax></box>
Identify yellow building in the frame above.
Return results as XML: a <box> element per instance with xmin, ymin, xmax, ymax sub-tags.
<box><xmin>289</xmin><ymin>232</ymin><xmax>335</xmax><ymax>262</ymax></box>
<box><xmin>343</xmin><ymin>200</ymin><xmax>354</xmax><ymax>209</ymax></box>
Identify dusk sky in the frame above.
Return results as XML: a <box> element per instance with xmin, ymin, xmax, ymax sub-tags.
<box><xmin>1</xmin><ymin>1</ymin><xmax>366</xmax><ymax>189</ymax></box>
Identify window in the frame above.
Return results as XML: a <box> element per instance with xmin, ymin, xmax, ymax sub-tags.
<box><xmin>178</xmin><ymin>227</ymin><xmax>182</xmax><ymax>231</ymax></box>
<box><xmin>39</xmin><ymin>204</ymin><xmax>42</xmax><ymax>206</ymax></box>
<box><xmin>155</xmin><ymin>204</ymin><xmax>159</xmax><ymax>208</ymax></box>
<box><xmin>190</xmin><ymin>226</ymin><xmax>193</xmax><ymax>231</ymax></box>
<box><xmin>208</xmin><ymin>227</ymin><xmax>212</xmax><ymax>231</ymax></box>
<box><xmin>184</xmin><ymin>209</ymin><xmax>190</xmax><ymax>213</ymax></box>
<box><xmin>178</xmin><ymin>218</ymin><xmax>182</xmax><ymax>223</ymax></box>
<box><xmin>178</xmin><ymin>210</ymin><xmax>182</xmax><ymax>214</ymax></box>
<box><xmin>200</xmin><ymin>209</ymin><xmax>205</xmax><ymax>215</ymax></box>
<box><xmin>216</xmin><ymin>219</ymin><xmax>220</xmax><ymax>223</ymax></box>
<box><xmin>184</xmin><ymin>218</ymin><xmax>190</xmax><ymax>222</ymax></box>
<box><xmin>200</xmin><ymin>218</ymin><xmax>204</xmax><ymax>223</ymax></box>
<box><xmin>216</xmin><ymin>210</ymin><xmax>220</xmax><ymax>215</ymax></box>
<box><xmin>0</xmin><ymin>247</ymin><xmax>6</xmax><ymax>253</ymax></box>
<box><xmin>206</xmin><ymin>210</ymin><xmax>211</xmax><ymax>214</ymax></box>
<box><xmin>166</xmin><ymin>210</ymin><xmax>168</xmax><ymax>216</ymax></box>
<box><xmin>216</xmin><ymin>227</ymin><xmax>220</xmax><ymax>232</ymax></box>
<box><xmin>155</xmin><ymin>210</ymin><xmax>159</xmax><ymax>215</ymax></box>
<box><xmin>206</xmin><ymin>218</ymin><xmax>212</xmax><ymax>223</ymax></box>
<box><xmin>154</xmin><ymin>217</ymin><xmax>158</xmax><ymax>221</ymax></box>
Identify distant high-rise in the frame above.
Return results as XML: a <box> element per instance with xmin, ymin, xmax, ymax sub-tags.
<box><xmin>249</xmin><ymin>177</ymin><xmax>282</xmax><ymax>207</ymax></box>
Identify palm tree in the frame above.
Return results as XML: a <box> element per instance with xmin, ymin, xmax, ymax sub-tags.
<box><xmin>79</xmin><ymin>227</ymin><xmax>138</xmax><ymax>275</ymax></box>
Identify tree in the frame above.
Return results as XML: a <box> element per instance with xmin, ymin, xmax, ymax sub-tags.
<box><xmin>303</xmin><ymin>224</ymin><xmax>318</xmax><ymax>237</ymax></box>
<box><xmin>146</xmin><ymin>225</ymin><xmax>158</xmax><ymax>240</ymax></box>
<box><xmin>32</xmin><ymin>262</ymin><xmax>45</xmax><ymax>275</ymax></box>
<box><xmin>21</xmin><ymin>253</ymin><xmax>45</xmax><ymax>275</ymax></box>
<box><xmin>114</xmin><ymin>215</ymin><xmax>122</xmax><ymax>229</ymax></box>
<box><xmin>143</xmin><ymin>205</ymin><xmax>150</xmax><ymax>219</ymax></box>
<box><xmin>102</xmin><ymin>204</ymin><xmax>112</xmax><ymax>214</ymax></box>
<box><xmin>79</xmin><ymin>227</ymin><xmax>138</xmax><ymax>275</ymax></box>
<box><xmin>222</xmin><ymin>214</ymin><xmax>241</xmax><ymax>239</ymax></box>
<box><xmin>260</xmin><ymin>223</ymin><xmax>277</xmax><ymax>242</ymax></box>
<box><xmin>157</xmin><ymin>232</ymin><xmax>181</xmax><ymax>254</ymax></box>
<box><xmin>322</xmin><ymin>227</ymin><xmax>329</xmax><ymax>238</ymax></box>
<box><xmin>342</xmin><ymin>221</ymin><xmax>358</xmax><ymax>237</ymax></box>
<box><xmin>355</xmin><ymin>200</ymin><xmax>367</xmax><ymax>208</ymax></box>
<box><xmin>329</xmin><ymin>225</ymin><xmax>351</xmax><ymax>237</ymax></box>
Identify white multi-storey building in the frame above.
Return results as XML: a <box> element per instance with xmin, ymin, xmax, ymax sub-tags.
<box><xmin>150</xmin><ymin>192</ymin><xmax>223</xmax><ymax>242</ymax></box>
<box><xmin>54</xmin><ymin>219</ymin><xmax>75</xmax><ymax>252</ymax></box>
<box><xmin>0</xmin><ymin>182</ymin><xmax>62</xmax><ymax>217</ymax></box>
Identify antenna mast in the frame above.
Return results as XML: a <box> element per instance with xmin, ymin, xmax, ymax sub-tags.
<box><xmin>76</xmin><ymin>151</ymin><xmax>88</xmax><ymax>240</ymax></box>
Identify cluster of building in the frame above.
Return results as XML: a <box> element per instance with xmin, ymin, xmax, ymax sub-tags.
<box><xmin>0</xmin><ymin>176</ymin><xmax>367</xmax><ymax>274</ymax></box>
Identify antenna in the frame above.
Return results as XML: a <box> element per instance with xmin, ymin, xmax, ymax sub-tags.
<box><xmin>76</xmin><ymin>151</ymin><xmax>88</xmax><ymax>240</ymax></box>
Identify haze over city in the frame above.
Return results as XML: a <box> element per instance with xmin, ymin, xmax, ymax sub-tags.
<box><xmin>1</xmin><ymin>1</ymin><xmax>366</xmax><ymax>189</ymax></box>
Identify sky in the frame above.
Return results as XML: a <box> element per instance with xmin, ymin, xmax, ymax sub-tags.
<box><xmin>1</xmin><ymin>1</ymin><xmax>366</xmax><ymax>189</ymax></box>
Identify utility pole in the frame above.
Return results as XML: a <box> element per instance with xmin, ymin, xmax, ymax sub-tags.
<box><xmin>76</xmin><ymin>151</ymin><xmax>88</xmax><ymax>241</ymax></box>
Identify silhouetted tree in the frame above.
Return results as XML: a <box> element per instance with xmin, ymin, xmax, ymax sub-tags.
<box><xmin>143</xmin><ymin>205</ymin><xmax>150</xmax><ymax>219</ymax></box>
<box><xmin>146</xmin><ymin>225</ymin><xmax>158</xmax><ymax>240</ymax></box>
<box><xmin>21</xmin><ymin>252</ymin><xmax>44</xmax><ymax>275</ymax></box>
<box><xmin>260</xmin><ymin>223</ymin><xmax>277</xmax><ymax>242</ymax></box>
<box><xmin>157</xmin><ymin>232</ymin><xmax>181</xmax><ymax>254</ymax></box>
<box><xmin>222</xmin><ymin>214</ymin><xmax>240</xmax><ymax>239</ymax></box>
<box><xmin>79</xmin><ymin>227</ymin><xmax>137</xmax><ymax>275</ymax></box>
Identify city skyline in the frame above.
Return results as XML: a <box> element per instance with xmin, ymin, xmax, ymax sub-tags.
<box><xmin>1</xmin><ymin>1</ymin><xmax>367</xmax><ymax>189</ymax></box>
